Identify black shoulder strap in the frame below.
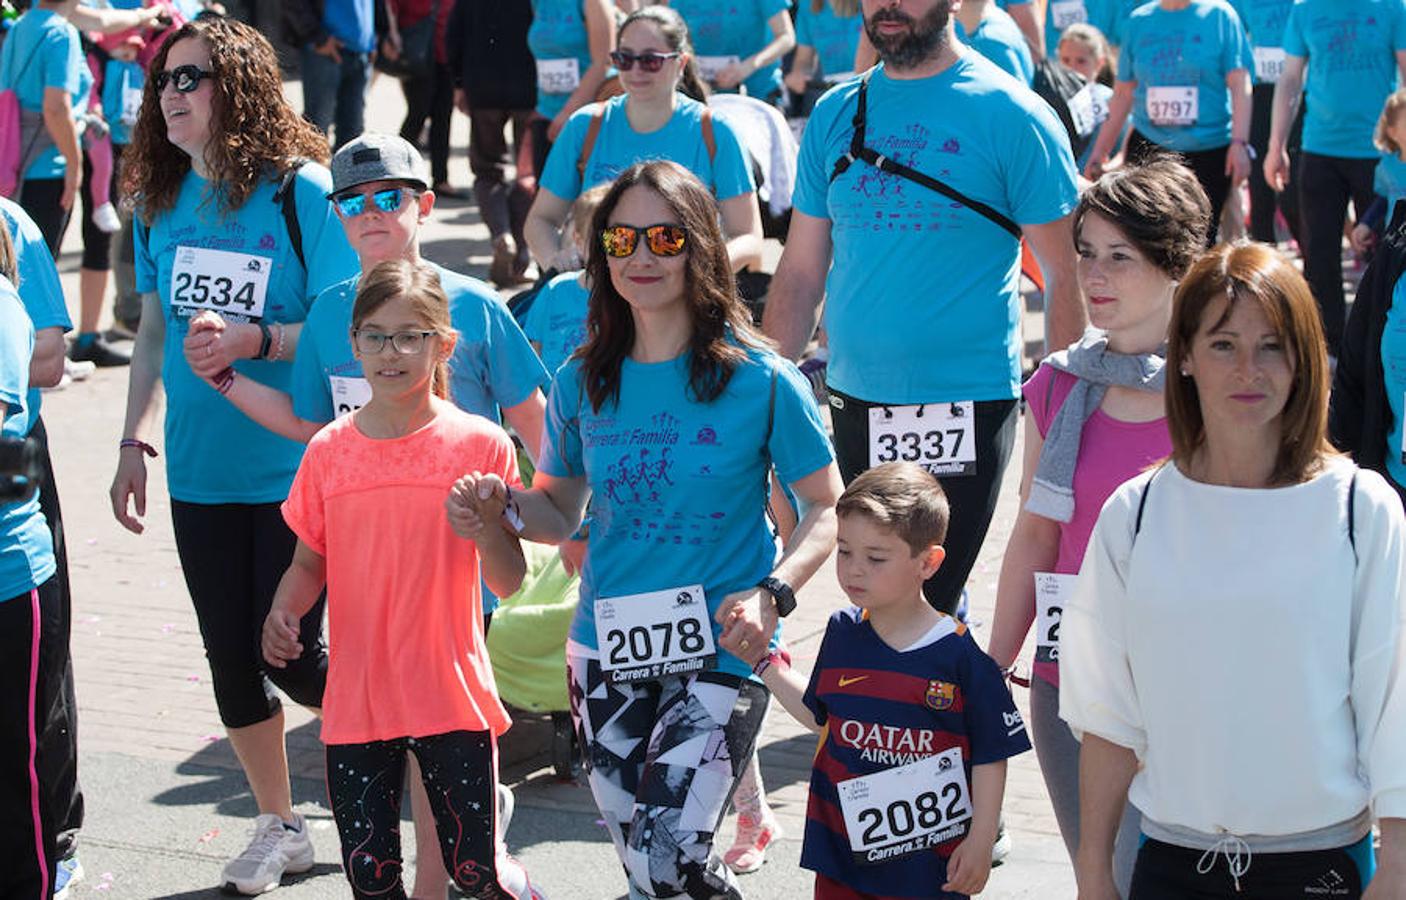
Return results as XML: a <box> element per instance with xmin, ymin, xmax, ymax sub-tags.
<box><xmin>273</xmin><ymin>159</ymin><xmax>308</xmax><ymax>269</ymax></box>
<box><xmin>1133</xmin><ymin>465</ymin><xmax>1159</xmax><ymax>540</ymax></box>
<box><xmin>1348</xmin><ymin>469</ymin><xmax>1359</xmax><ymax>556</ymax></box>
<box><xmin>828</xmin><ymin>72</ymin><xmax>1021</xmax><ymax>240</ymax></box>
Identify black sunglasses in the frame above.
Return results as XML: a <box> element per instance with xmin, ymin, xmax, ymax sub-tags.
<box><xmin>609</xmin><ymin>50</ymin><xmax>681</xmax><ymax>73</ymax></box>
<box><xmin>600</xmin><ymin>223</ymin><xmax>688</xmax><ymax>258</ymax></box>
<box><xmin>154</xmin><ymin>64</ymin><xmax>214</xmax><ymax>94</ymax></box>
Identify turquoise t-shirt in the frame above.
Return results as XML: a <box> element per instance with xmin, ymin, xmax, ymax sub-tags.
<box><xmin>1382</xmin><ymin>275</ymin><xmax>1406</xmax><ymax>490</ymax></box>
<box><xmin>528</xmin><ymin>0</ymin><xmax>593</xmax><ymax>120</ymax></box>
<box><xmin>0</xmin><ymin>283</ymin><xmax>55</xmax><ymax>602</ymax></box>
<box><xmin>1</xmin><ymin>197</ymin><xmax>71</xmax><ymax>436</ymax></box>
<box><xmin>0</xmin><ymin>8</ymin><xmax>91</xmax><ymax>181</ymax></box>
<box><xmin>1228</xmin><ymin>0</ymin><xmax>1293</xmax><ymax>85</ymax></box>
<box><xmin>522</xmin><ymin>270</ymin><xmax>590</xmax><ymax>378</ymax></box>
<box><xmin>101</xmin><ymin>58</ymin><xmax>144</xmax><ymax>147</ymax></box>
<box><xmin>957</xmin><ymin>6</ymin><xmax>1035</xmax><ymax>85</ymax></box>
<box><xmin>539</xmin><ymin>94</ymin><xmax>757</xmax><ymax>203</ymax></box>
<box><xmin>1041</xmin><ymin>0</ymin><xmax>1130</xmax><ymax>57</ymax></box>
<box><xmin>795</xmin><ymin>0</ymin><xmax>863</xmax><ymax>81</ymax></box>
<box><xmin>1117</xmin><ymin>0</ymin><xmax>1252</xmax><ymax>153</ymax></box>
<box><xmin>670</xmin><ymin>0</ymin><xmax>791</xmax><ymax>100</ymax></box>
<box><xmin>134</xmin><ymin>165</ymin><xmax>358</xmax><ymax>504</ymax></box>
<box><xmin>793</xmin><ymin>55</ymin><xmax>1078</xmax><ymax>404</ymax></box>
<box><xmin>1284</xmin><ymin>0</ymin><xmax>1406</xmax><ymax>159</ymax></box>
<box><xmin>290</xmin><ymin>263</ymin><xmax>548</xmax><ymax>424</ymax></box>
<box><xmin>1377</xmin><ymin>153</ymin><xmax>1406</xmax><ymax>221</ymax></box>
<box><xmin>539</xmin><ymin>346</ymin><xmax>835</xmax><ymax>679</ymax></box>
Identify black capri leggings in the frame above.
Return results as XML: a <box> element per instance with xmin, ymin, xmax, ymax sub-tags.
<box><xmin>79</xmin><ymin>144</ymin><xmax>123</xmax><ymax>272</ymax></box>
<box><xmin>1130</xmin><ymin>836</ymin><xmax>1371</xmax><ymax>899</ymax></box>
<box><xmin>829</xmin><ymin>391</ymin><xmax>1019</xmax><ymax>616</ymax></box>
<box><xmin>169</xmin><ymin>500</ymin><xmax>327</xmax><ymax>729</ymax></box>
<box><xmin>1127</xmin><ymin>131</ymin><xmax>1231</xmax><ymax>245</ymax></box>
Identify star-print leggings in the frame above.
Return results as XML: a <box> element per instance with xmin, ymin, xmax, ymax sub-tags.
<box><xmin>325</xmin><ymin>730</ymin><xmax>533</xmax><ymax>900</ymax></box>
<box><xmin>567</xmin><ymin>654</ymin><xmax>770</xmax><ymax>899</ymax></box>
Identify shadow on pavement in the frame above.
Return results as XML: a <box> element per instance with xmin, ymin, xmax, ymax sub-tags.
<box><xmin>147</xmin><ymin>863</ymin><xmax>345</xmax><ymax>899</ymax></box>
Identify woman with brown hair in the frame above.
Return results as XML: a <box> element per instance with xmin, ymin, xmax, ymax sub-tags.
<box><xmin>452</xmin><ymin>160</ymin><xmax>842</xmax><ymax>899</ymax></box>
<box><xmin>107</xmin><ymin>16</ymin><xmax>358</xmax><ymax>894</ymax></box>
<box><xmin>1061</xmin><ymin>243</ymin><xmax>1406</xmax><ymax>899</ymax></box>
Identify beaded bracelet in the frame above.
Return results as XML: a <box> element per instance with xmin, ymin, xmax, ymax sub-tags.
<box><xmin>212</xmin><ymin>366</ymin><xmax>236</xmax><ymax>395</ymax></box>
<box><xmin>118</xmin><ymin>438</ymin><xmax>158</xmax><ymax>458</ymax></box>
<box><xmin>272</xmin><ymin>322</ymin><xmax>286</xmax><ymax>361</ymax></box>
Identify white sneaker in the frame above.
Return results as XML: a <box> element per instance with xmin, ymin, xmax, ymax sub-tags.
<box><xmin>498</xmin><ymin>783</ymin><xmax>516</xmax><ymax>836</ymax></box>
<box><xmin>65</xmin><ymin>358</ymin><xmax>96</xmax><ymax>381</ymax></box>
<box><xmin>991</xmin><ymin>824</ymin><xmax>1012</xmax><ymax>866</ymax></box>
<box><xmin>221</xmin><ymin>813</ymin><xmax>315</xmax><ymax>895</ymax></box>
<box><xmin>92</xmin><ymin>202</ymin><xmax>121</xmax><ymax>234</ymax></box>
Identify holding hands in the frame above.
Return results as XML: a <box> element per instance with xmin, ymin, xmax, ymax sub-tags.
<box><xmin>716</xmin><ymin>588</ymin><xmax>776</xmax><ymax>664</ymax></box>
<box><xmin>446</xmin><ymin>471</ymin><xmax>510</xmax><ymax>540</ymax></box>
<box><xmin>183</xmin><ymin>310</ymin><xmax>238</xmax><ymax>379</ymax></box>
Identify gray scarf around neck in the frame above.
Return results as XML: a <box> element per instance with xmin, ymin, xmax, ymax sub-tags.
<box><xmin>1026</xmin><ymin>330</ymin><xmax>1166</xmax><ymax>523</ymax></box>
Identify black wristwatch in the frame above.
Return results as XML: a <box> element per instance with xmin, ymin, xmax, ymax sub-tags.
<box><xmin>758</xmin><ymin>576</ymin><xmax>796</xmax><ymax>618</ymax></box>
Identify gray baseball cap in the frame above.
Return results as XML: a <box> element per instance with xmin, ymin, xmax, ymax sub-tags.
<box><xmin>327</xmin><ymin>133</ymin><xmax>430</xmax><ymax>198</ymax></box>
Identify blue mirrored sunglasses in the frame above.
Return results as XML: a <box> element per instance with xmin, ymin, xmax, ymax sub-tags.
<box><xmin>333</xmin><ymin>187</ymin><xmax>417</xmax><ymax>218</ymax></box>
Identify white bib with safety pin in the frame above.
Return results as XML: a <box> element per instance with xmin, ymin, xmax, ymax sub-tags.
<box><xmin>696</xmin><ymin>55</ymin><xmax>740</xmax><ymax>85</ymax></box>
<box><xmin>868</xmin><ymin>402</ymin><xmax>977</xmax><ymax>476</ymax></box>
<box><xmin>537</xmin><ymin>58</ymin><xmax>581</xmax><ymax>95</ymax></box>
<box><xmin>1034</xmin><ymin>572</ymin><xmax>1074</xmax><ymax>665</ymax></box>
<box><xmin>1051</xmin><ymin>0</ymin><xmax>1088</xmax><ymax>30</ymax></box>
<box><xmin>1253</xmin><ymin>46</ymin><xmax>1286</xmax><ymax>84</ymax></box>
<box><xmin>170</xmin><ymin>246</ymin><xmax>272</xmax><ymax>322</ymax></box>
<box><xmin>121</xmin><ymin>83</ymin><xmax>143</xmax><ymax>126</ymax></box>
<box><xmin>1146</xmin><ymin>86</ymin><xmax>1198</xmax><ymax>126</ymax></box>
<box><xmin>1068</xmin><ymin>84</ymin><xmax>1101</xmax><ymax>138</ymax></box>
<box><xmin>595</xmin><ymin>584</ymin><xmax>717</xmax><ymax>683</ymax></box>
<box><xmin>836</xmin><ymin>747</ymin><xmax>973</xmax><ymax>865</ymax></box>
<box><xmin>330</xmin><ymin>375</ymin><xmax>372</xmax><ymax>418</ymax></box>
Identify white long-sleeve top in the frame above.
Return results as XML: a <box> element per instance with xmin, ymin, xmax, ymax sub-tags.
<box><xmin>1060</xmin><ymin>457</ymin><xmax>1406</xmax><ymax>845</ymax></box>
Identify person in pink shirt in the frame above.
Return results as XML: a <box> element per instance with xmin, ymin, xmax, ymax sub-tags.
<box><xmin>985</xmin><ymin>156</ymin><xmax>1211</xmax><ymax>897</ymax></box>
<box><xmin>261</xmin><ymin>258</ymin><xmax>541</xmax><ymax>900</ymax></box>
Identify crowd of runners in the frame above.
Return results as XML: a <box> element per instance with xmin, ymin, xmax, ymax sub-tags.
<box><xmin>3</xmin><ymin>0</ymin><xmax>1406</xmax><ymax>898</ymax></box>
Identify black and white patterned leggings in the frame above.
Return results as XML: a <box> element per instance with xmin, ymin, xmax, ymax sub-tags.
<box><xmin>325</xmin><ymin>730</ymin><xmax>533</xmax><ymax>900</ymax></box>
<box><xmin>567</xmin><ymin>654</ymin><xmax>770</xmax><ymax>900</ymax></box>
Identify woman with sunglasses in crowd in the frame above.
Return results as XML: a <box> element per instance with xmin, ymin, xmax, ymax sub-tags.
<box><xmin>454</xmin><ymin>160</ymin><xmax>842</xmax><ymax>899</ymax></box>
<box><xmin>524</xmin><ymin>5</ymin><xmax>764</xmax><ymax>278</ymax></box>
<box><xmin>108</xmin><ymin>17</ymin><xmax>359</xmax><ymax>895</ymax></box>
<box><xmin>187</xmin><ymin>131</ymin><xmax>548</xmax><ymax>899</ymax></box>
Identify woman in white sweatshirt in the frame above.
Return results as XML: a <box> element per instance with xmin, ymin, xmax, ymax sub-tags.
<box><xmin>1061</xmin><ymin>241</ymin><xmax>1406</xmax><ymax>900</ymax></box>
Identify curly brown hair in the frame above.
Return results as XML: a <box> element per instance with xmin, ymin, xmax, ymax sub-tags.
<box><xmin>581</xmin><ymin>161</ymin><xmax>769</xmax><ymax>412</ymax></box>
<box><xmin>121</xmin><ymin>17</ymin><xmax>330</xmax><ymax>225</ymax></box>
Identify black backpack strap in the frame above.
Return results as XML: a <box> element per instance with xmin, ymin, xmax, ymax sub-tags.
<box><xmin>273</xmin><ymin>159</ymin><xmax>308</xmax><ymax>269</ymax></box>
<box><xmin>1348</xmin><ymin>469</ymin><xmax>1359</xmax><ymax>557</ymax></box>
<box><xmin>828</xmin><ymin>73</ymin><xmax>1021</xmax><ymax>239</ymax></box>
<box><xmin>1133</xmin><ymin>465</ymin><xmax>1159</xmax><ymax>541</ymax></box>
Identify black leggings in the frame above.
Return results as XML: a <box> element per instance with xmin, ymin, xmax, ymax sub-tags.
<box><xmin>400</xmin><ymin>62</ymin><xmax>453</xmax><ymax>186</ymax></box>
<box><xmin>169</xmin><ymin>500</ymin><xmax>327</xmax><ymax>729</ymax></box>
<box><xmin>325</xmin><ymin>730</ymin><xmax>532</xmax><ymax>899</ymax></box>
<box><xmin>1127</xmin><ymin>131</ymin><xmax>1231</xmax><ymax>245</ymax></box>
<box><xmin>829</xmin><ymin>391</ymin><xmax>1019</xmax><ymax>615</ymax></box>
<box><xmin>16</xmin><ymin>179</ymin><xmax>71</xmax><ymax>258</ymax></box>
<box><xmin>1298</xmin><ymin>152</ymin><xmax>1378</xmax><ymax>357</ymax></box>
<box><xmin>79</xmin><ymin>143</ymin><xmax>123</xmax><ymax>272</ymax></box>
<box><xmin>0</xmin><ymin>577</ymin><xmax>62</xmax><ymax>900</ymax></box>
<box><xmin>1130</xmin><ymin>836</ymin><xmax>1370</xmax><ymax>899</ymax></box>
<box><xmin>30</xmin><ymin>420</ymin><xmax>82</xmax><ymax>860</ymax></box>
<box><xmin>1248</xmin><ymin>82</ymin><xmax>1303</xmax><ymax>245</ymax></box>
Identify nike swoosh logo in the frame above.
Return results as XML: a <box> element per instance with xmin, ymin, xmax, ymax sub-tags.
<box><xmin>838</xmin><ymin>675</ymin><xmax>868</xmax><ymax>687</ymax></box>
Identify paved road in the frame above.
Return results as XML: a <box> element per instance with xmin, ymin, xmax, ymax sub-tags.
<box><xmin>41</xmin><ymin>75</ymin><xmax>1074</xmax><ymax>898</ymax></box>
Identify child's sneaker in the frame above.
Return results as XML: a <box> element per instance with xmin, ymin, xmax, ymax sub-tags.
<box><xmin>65</xmin><ymin>358</ymin><xmax>96</xmax><ymax>381</ymax></box>
<box><xmin>221</xmin><ymin>813</ymin><xmax>314</xmax><ymax>895</ymax></box>
<box><xmin>723</xmin><ymin>811</ymin><xmax>782</xmax><ymax>874</ymax></box>
<box><xmin>498</xmin><ymin>783</ymin><xmax>516</xmax><ymax>835</ymax></box>
<box><xmin>92</xmin><ymin>202</ymin><xmax>121</xmax><ymax>234</ymax></box>
<box><xmin>991</xmin><ymin>822</ymin><xmax>1012</xmax><ymax>867</ymax></box>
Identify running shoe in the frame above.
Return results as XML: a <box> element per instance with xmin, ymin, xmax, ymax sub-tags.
<box><xmin>221</xmin><ymin>813</ymin><xmax>315</xmax><ymax>895</ymax></box>
<box><xmin>991</xmin><ymin>823</ymin><xmax>1012</xmax><ymax>867</ymax></box>
<box><xmin>498</xmin><ymin>783</ymin><xmax>516</xmax><ymax>836</ymax></box>
<box><xmin>53</xmin><ymin>855</ymin><xmax>83</xmax><ymax>900</ymax></box>
<box><xmin>65</xmin><ymin>358</ymin><xmax>96</xmax><ymax>381</ymax></box>
<box><xmin>723</xmin><ymin>811</ymin><xmax>782</xmax><ymax>875</ymax></box>
<box><xmin>68</xmin><ymin>336</ymin><xmax>130</xmax><ymax>367</ymax></box>
<box><xmin>92</xmin><ymin>202</ymin><xmax>121</xmax><ymax>234</ymax></box>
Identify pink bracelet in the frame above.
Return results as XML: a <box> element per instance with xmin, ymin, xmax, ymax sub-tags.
<box><xmin>119</xmin><ymin>438</ymin><xmax>158</xmax><ymax>458</ymax></box>
<box><xmin>212</xmin><ymin>366</ymin><xmax>236</xmax><ymax>395</ymax></box>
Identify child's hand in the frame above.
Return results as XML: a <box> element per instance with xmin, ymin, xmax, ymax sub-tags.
<box><xmin>716</xmin><ymin>588</ymin><xmax>776</xmax><ymax>662</ymax></box>
<box><xmin>447</xmin><ymin>475</ymin><xmax>488</xmax><ymax>539</ymax></box>
<box><xmin>941</xmin><ymin>833</ymin><xmax>994</xmax><ymax>895</ymax></box>
<box><xmin>1352</xmin><ymin>223</ymin><xmax>1378</xmax><ymax>256</ymax></box>
<box><xmin>470</xmin><ymin>471</ymin><xmax>508</xmax><ymax>522</ymax></box>
<box><xmin>183</xmin><ymin>310</ymin><xmax>231</xmax><ymax>379</ymax></box>
<box><xmin>261</xmin><ymin>608</ymin><xmax>303</xmax><ymax>668</ymax></box>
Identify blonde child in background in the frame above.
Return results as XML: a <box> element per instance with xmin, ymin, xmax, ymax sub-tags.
<box><xmin>1351</xmin><ymin>88</ymin><xmax>1406</xmax><ymax>255</ymax></box>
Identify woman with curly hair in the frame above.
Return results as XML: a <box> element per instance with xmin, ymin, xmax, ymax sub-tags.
<box><xmin>454</xmin><ymin>160</ymin><xmax>843</xmax><ymax>899</ymax></box>
<box><xmin>108</xmin><ymin>17</ymin><xmax>358</xmax><ymax>894</ymax></box>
